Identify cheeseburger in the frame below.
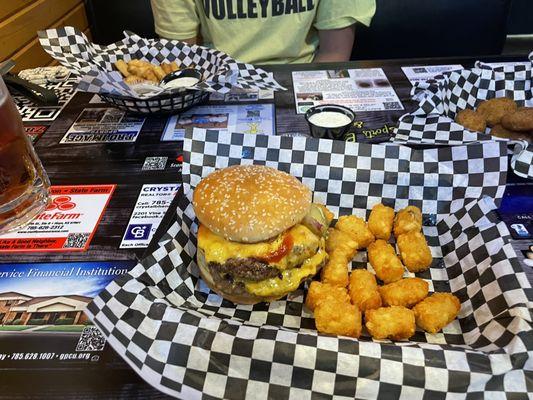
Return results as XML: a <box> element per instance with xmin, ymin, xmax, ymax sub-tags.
<box><xmin>193</xmin><ymin>165</ymin><xmax>332</xmax><ymax>304</ymax></box>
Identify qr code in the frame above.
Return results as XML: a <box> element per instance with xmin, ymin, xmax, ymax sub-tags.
<box><xmin>76</xmin><ymin>326</ymin><xmax>106</xmax><ymax>352</ymax></box>
<box><xmin>142</xmin><ymin>156</ymin><xmax>168</xmax><ymax>171</ymax></box>
<box><xmin>63</xmin><ymin>232</ymin><xmax>90</xmax><ymax>248</ymax></box>
<box><xmin>383</xmin><ymin>102</ymin><xmax>403</xmax><ymax>110</ymax></box>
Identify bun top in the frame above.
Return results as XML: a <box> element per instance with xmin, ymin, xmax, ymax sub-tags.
<box><xmin>193</xmin><ymin>165</ymin><xmax>311</xmax><ymax>243</ymax></box>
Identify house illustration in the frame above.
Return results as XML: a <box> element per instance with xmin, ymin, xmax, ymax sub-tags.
<box><xmin>0</xmin><ymin>291</ymin><xmax>90</xmax><ymax>325</ymax></box>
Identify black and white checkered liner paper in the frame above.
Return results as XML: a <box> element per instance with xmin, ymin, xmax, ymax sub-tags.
<box><xmin>394</xmin><ymin>52</ymin><xmax>533</xmax><ymax>180</ymax></box>
<box><xmin>37</xmin><ymin>27</ymin><xmax>285</xmax><ymax>98</ymax></box>
<box><xmin>87</xmin><ymin>129</ymin><xmax>532</xmax><ymax>398</ymax></box>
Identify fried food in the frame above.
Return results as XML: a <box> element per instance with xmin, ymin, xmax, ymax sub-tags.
<box><xmin>396</xmin><ymin>231</ymin><xmax>433</xmax><ymax>273</ymax></box>
<box><xmin>114</xmin><ymin>60</ymin><xmax>130</xmax><ymax>77</ymax></box>
<box><xmin>124</xmin><ymin>75</ymin><xmax>147</xmax><ymax>85</ymax></box>
<box><xmin>325</xmin><ymin>228</ymin><xmax>358</xmax><ymax>260</ymax></box>
<box><xmin>349</xmin><ymin>269</ymin><xmax>382</xmax><ymax>311</ymax></box>
<box><xmin>379</xmin><ymin>278</ymin><xmax>429</xmax><ymax>308</ymax></box>
<box><xmin>315</xmin><ymin>298</ymin><xmax>362</xmax><ymax>338</ymax></box>
<box><xmin>368</xmin><ymin>203</ymin><xmax>394</xmax><ymax>240</ymax></box>
<box><xmin>161</xmin><ymin>63</ymin><xmax>173</xmax><ymax>75</ymax></box>
<box><xmin>305</xmin><ymin>281</ymin><xmax>350</xmax><ymax>311</ymax></box>
<box><xmin>490</xmin><ymin>124</ymin><xmax>532</xmax><ymax>140</ymax></box>
<box><xmin>413</xmin><ymin>292</ymin><xmax>460</xmax><ymax>333</ymax></box>
<box><xmin>321</xmin><ymin>251</ymin><xmax>350</xmax><ymax>287</ymax></box>
<box><xmin>335</xmin><ymin>215</ymin><xmax>375</xmax><ymax>249</ymax></box>
<box><xmin>477</xmin><ymin>98</ymin><xmax>517</xmax><ymax>127</ymax></box>
<box><xmin>365</xmin><ymin>306</ymin><xmax>415</xmax><ymax>340</ymax></box>
<box><xmin>501</xmin><ymin>107</ymin><xmax>533</xmax><ymax>132</ymax></box>
<box><xmin>115</xmin><ymin>59</ymin><xmax>184</xmax><ymax>86</ymax></box>
<box><xmin>393</xmin><ymin>205</ymin><xmax>422</xmax><ymax>238</ymax></box>
<box><xmin>456</xmin><ymin>109</ymin><xmax>487</xmax><ymax>132</ymax></box>
<box><xmin>153</xmin><ymin>65</ymin><xmax>166</xmax><ymax>80</ymax></box>
<box><xmin>170</xmin><ymin>61</ymin><xmax>179</xmax><ymax>72</ymax></box>
<box><xmin>367</xmin><ymin>239</ymin><xmax>405</xmax><ymax>284</ymax></box>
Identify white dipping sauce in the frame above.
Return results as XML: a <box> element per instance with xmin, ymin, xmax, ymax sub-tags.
<box><xmin>308</xmin><ymin>111</ymin><xmax>352</xmax><ymax>128</ymax></box>
<box><xmin>162</xmin><ymin>77</ymin><xmax>200</xmax><ymax>90</ymax></box>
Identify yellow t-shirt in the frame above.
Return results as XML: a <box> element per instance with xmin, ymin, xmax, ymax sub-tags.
<box><xmin>151</xmin><ymin>0</ymin><xmax>376</xmax><ymax>64</ymax></box>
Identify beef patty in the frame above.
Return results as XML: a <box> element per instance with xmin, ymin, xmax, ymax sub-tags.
<box><xmin>208</xmin><ymin>258</ymin><xmax>280</xmax><ymax>281</ymax></box>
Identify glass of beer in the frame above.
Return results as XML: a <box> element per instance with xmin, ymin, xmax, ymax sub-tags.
<box><xmin>0</xmin><ymin>76</ymin><xmax>50</xmax><ymax>233</ymax></box>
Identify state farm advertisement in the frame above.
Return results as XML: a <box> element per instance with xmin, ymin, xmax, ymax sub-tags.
<box><xmin>0</xmin><ymin>185</ymin><xmax>115</xmax><ymax>253</ymax></box>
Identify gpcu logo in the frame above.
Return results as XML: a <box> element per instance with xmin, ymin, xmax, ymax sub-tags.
<box><xmin>46</xmin><ymin>195</ymin><xmax>76</xmax><ymax>211</ymax></box>
<box><xmin>125</xmin><ymin>224</ymin><xmax>152</xmax><ymax>241</ymax></box>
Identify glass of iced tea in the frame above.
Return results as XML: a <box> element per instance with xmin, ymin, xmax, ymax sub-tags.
<box><xmin>0</xmin><ymin>76</ymin><xmax>50</xmax><ymax>233</ymax></box>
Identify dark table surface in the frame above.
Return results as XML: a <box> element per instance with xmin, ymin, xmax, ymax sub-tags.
<box><xmin>0</xmin><ymin>54</ymin><xmax>532</xmax><ymax>399</ymax></box>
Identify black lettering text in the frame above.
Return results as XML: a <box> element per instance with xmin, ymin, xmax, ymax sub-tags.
<box><xmin>307</xmin><ymin>0</ymin><xmax>314</xmax><ymax>11</ymax></box>
<box><xmin>227</xmin><ymin>0</ymin><xmax>237</xmax><ymax>19</ymax></box>
<box><xmin>272</xmin><ymin>0</ymin><xmax>284</xmax><ymax>16</ymax></box>
<box><xmin>203</xmin><ymin>0</ymin><xmax>210</xmax><ymax>18</ymax></box>
<box><xmin>236</xmin><ymin>0</ymin><xmax>247</xmax><ymax>18</ymax></box>
<box><xmin>297</xmin><ymin>0</ymin><xmax>306</xmax><ymax>12</ymax></box>
<box><xmin>247</xmin><ymin>0</ymin><xmax>258</xmax><ymax>17</ymax></box>
<box><xmin>285</xmin><ymin>0</ymin><xmax>297</xmax><ymax>14</ymax></box>
<box><xmin>212</xmin><ymin>0</ymin><xmax>226</xmax><ymax>19</ymax></box>
<box><xmin>258</xmin><ymin>0</ymin><xmax>269</xmax><ymax>17</ymax></box>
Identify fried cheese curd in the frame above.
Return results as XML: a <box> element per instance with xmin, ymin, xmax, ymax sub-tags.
<box><xmin>393</xmin><ymin>206</ymin><xmax>422</xmax><ymax>238</ymax></box>
<box><xmin>396</xmin><ymin>231</ymin><xmax>433</xmax><ymax>273</ymax></box>
<box><xmin>365</xmin><ymin>306</ymin><xmax>416</xmax><ymax>340</ymax></box>
<box><xmin>368</xmin><ymin>203</ymin><xmax>395</xmax><ymax>240</ymax></box>
<box><xmin>477</xmin><ymin>98</ymin><xmax>517</xmax><ymax>127</ymax></box>
<box><xmin>413</xmin><ymin>292</ymin><xmax>461</xmax><ymax>333</ymax></box>
<box><xmin>314</xmin><ymin>298</ymin><xmax>362</xmax><ymax>338</ymax></box>
<box><xmin>379</xmin><ymin>278</ymin><xmax>429</xmax><ymax>308</ymax></box>
<box><xmin>335</xmin><ymin>215</ymin><xmax>375</xmax><ymax>249</ymax></box>
<box><xmin>367</xmin><ymin>240</ymin><xmax>405</xmax><ymax>283</ymax></box>
<box><xmin>501</xmin><ymin>107</ymin><xmax>533</xmax><ymax>132</ymax></box>
<box><xmin>349</xmin><ymin>269</ymin><xmax>382</xmax><ymax>311</ymax></box>
<box><xmin>305</xmin><ymin>281</ymin><xmax>350</xmax><ymax>311</ymax></box>
<box><xmin>456</xmin><ymin>109</ymin><xmax>487</xmax><ymax>133</ymax></box>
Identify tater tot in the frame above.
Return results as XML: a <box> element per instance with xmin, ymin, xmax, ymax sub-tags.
<box><xmin>393</xmin><ymin>206</ymin><xmax>422</xmax><ymax>237</ymax></box>
<box><xmin>326</xmin><ymin>228</ymin><xmax>358</xmax><ymax>260</ymax></box>
<box><xmin>321</xmin><ymin>252</ymin><xmax>349</xmax><ymax>287</ymax></box>
<box><xmin>413</xmin><ymin>293</ymin><xmax>461</xmax><ymax>333</ymax></box>
<box><xmin>365</xmin><ymin>306</ymin><xmax>415</xmax><ymax>340</ymax></box>
<box><xmin>306</xmin><ymin>281</ymin><xmax>350</xmax><ymax>311</ymax></box>
<box><xmin>315</xmin><ymin>298</ymin><xmax>362</xmax><ymax>338</ymax></box>
<box><xmin>379</xmin><ymin>278</ymin><xmax>429</xmax><ymax>308</ymax></box>
<box><xmin>349</xmin><ymin>269</ymin><xmax>382</xmax><ymax>311</ymax></box>
<box><xmin>396</xmin><ymin>231</ymin><xmax>433</xmax><ymax>273</ymax></box>
<box><xmin>367</xmin><ymin>240</ymin><xmax>405</xmax><ymax>283</ymax></box>
<box><xmin>368</xmin><ymin>204</ymin><xmax>394</xmax><ymax>240</ymax></box>
<box><xmin>335</xmin><ymin>215</ymin><xmax>375</xmax><ymax>249</ymax></box>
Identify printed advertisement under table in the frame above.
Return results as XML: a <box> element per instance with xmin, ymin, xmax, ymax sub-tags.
<box><xmin>60</xmin><ymin>108</ymin><xmax>145</xmax><ymax>144</ymax></box>
<box><xmin>401</xmin><ymin>64</ymin><xmax>464</xmax><ymax>85</ymax></box>
<box><xmin>161</xmin><ymin>103</ymin><xmax>275</xmax><ymax>141</ymax></box>
<box><xmin>292</xmin><ymin>68</ymin><xmax>403</xmax><ymax>114</ymax></box>
<box><xmin>120</xmin><ymin>183</ymin><xmax>181</xmax><ymax>249</ymax></box>
<box><xmin>0</xmin><ymin>185</ymin><xmax>115</xmax><ymax>253</ymax></box>
<box><xmin>0</xmin><ymin>260</ymin><xmax>135</xmax><ymax>370</ymax></box>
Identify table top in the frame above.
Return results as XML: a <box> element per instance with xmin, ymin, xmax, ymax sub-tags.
<box><xmin>0</xmin><ymin>54</ymin><xmax>531</xmax><ymax>399</ymax></box>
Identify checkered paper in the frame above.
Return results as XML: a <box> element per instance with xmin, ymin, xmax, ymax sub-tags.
<box><xmin>394</xmin><ymin>52</ymin><xmax>533</xmax><ymax>180</ymax></box>
<box><xmin>86</xmin><ymin>129</ymin><xmax>532</xmax><ymax>399</ymax></box>
<box><xmin>38</xmin><ymin>27</ymin><xmax>285</xmax><ymax>98</ymax></box>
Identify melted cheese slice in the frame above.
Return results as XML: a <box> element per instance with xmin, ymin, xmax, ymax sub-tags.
<box><xmin>245</xmin><ymin>240</ymin><xmax>327</xmax><ymax>297</ymax></box>
<box><xmin>198</xmin><ymin>223</ymin><xmax>320</xmax><ymax>270</ymax></box>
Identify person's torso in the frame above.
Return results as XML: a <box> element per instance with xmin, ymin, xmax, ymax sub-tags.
<box><xmin>195</xmin><ymin>0</ymin><xmax>321</xmax><ymax>64</ymax></box>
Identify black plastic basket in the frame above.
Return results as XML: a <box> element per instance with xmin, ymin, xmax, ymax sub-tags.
<box><xmin>99</xmin><ymin>89</ymin><xmax>210</xmax><ymax>115</ymax></box>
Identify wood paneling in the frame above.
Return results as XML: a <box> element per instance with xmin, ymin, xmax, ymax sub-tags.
<box><xmin>0</xmin><ymin>0</ymin><xmax>89</xmax><ymax>72</ymax></box>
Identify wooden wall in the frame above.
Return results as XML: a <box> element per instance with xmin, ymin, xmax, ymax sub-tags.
<box><xmin>0</xmin><ymin>0</ymin><xmax>90</xmax><ymax>73</ymax></box>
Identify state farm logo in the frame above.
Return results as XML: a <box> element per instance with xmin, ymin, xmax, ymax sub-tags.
<box><xmin>46</xmin><ymin>196</ymin><xmax>76</xmax><ymax>211</ymax></box>
<box><xmin>36</xmin><ymin>196</ymin><xmax>81</xmax><ymax>220</ymax></box>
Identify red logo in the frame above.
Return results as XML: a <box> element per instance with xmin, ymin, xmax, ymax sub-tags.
<box><xmin>46</xmin><ymin>195</ymin><xmax>76</xmax><ymax>211</ymax></box>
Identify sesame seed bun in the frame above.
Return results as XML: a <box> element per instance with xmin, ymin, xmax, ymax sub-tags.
<box><xmin>193</xmin><ymin>165</ymin><xmax>312</xmax><ymax>243</ymax></box>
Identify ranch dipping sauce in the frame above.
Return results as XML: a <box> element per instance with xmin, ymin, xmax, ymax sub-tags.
<box><xmin>162</xmin><ymin>76</ymin><xmax>200</xmax><ymax>90</ymax></box>
<box><xmin>308</xmin><ymin>111</ymin><xmax>353</xmax><ymax>128</ymax></box>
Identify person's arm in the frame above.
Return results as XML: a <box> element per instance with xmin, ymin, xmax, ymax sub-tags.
<box><xmin>314</xmin><ymin>25</ymin><xmax>355</xmax><ymax>63</ymax></box>
<box><xmin>151</xmin><ymin>0</ymin><xmax>200</xmax><ymax>43</ymax></box>
<box><xmin>180</xmin><ymin>36</ymin><xmax>199</xmax><ymax>45</ymax></box>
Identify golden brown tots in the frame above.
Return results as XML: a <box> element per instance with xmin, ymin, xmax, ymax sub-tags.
<box><xmin>325</xmin><ymin>228</ymin><xmax>358</xmax><ymax>260</ymax></box>
<box><xmin>413</xmin><ymin>292</ymin><xmax>461</xmax><ymax>333</ymax></box>
<box><xmin>379</xmin><ymin>278</ymin><xmax>429</xmax><ymax>308</ymax></box>
<box><xmin>393</xmin><ymin>206</ymin><xmax>422</xmax><ymax>238</ymax></box>
<box><xmin>349</xmin><ymin>269</ymin><xmax>382</xmax><ymax>311</ymax></box>
<box><xmin>367</xmin><ymin>240</ymin><xmax>405</xmax><ymax>283</ymax></box>
<box><xmin>321</xmin><ymin>251</ymin><xmax>350</xmax><ymax>288</ymax></box>
<box><xmin>396</xmin><ymin>231</ymin><xmax>433</xmax><ymax>272</ymax></box>
<box><xmin>365</xmin><ymin>306</ymin><xmax>415</xmax><ymax>340</ymax></box>
<box><xmin>368</xmin><ymin>203</ymin><xmax>395</xmax><ymax>240</ymax></box>
<box><xmin>305</xmin><ymin>281</ymin><xmax>350</xmax><ymax>311</ymax></box>
<box><xmin>315</xmin><ymin>298</ymin><xmax>362</xmax><ymax>338</ymax></box>
<box><xmin>335</xmin><ymin>215</ymin><xmax>375</xmax><ymax>249</ymax></box>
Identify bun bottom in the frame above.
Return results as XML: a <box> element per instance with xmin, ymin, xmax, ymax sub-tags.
<box><xmin>196</xmin><ymin>248</ymin><xmax>285</xmax><ymax>305</ymax></box>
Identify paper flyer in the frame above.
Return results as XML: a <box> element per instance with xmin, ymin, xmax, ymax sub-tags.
<box><xmin>209</xmin><ymin>87</ymin><xmax>274</xmax><ymax>102</ymax></box>
<box><xmin>120</xmin><ymin>183</ymin><xmax>181</xmax><ymax>249</ymax></box>
<box><xmin>0</xmin><ymin>260</ymin><xmax>135</xmax><ymax>369</ymax></box>
<box><xmin>161</xmin><ymin>103</ymin><xmax>275</xmax><ymax>141</ymax></box>
<box><xmin>292</xmin><ymin>68</ymin><xmax>403</xmax><ymax>114</ymax></box>
<box><xmin>0</xmin><ymin>185</ymin><xmax>115</xmax><ymax>253</ymax></box>
<box><xmin>60</xmin><ymin>108</ymin><xmax>145</xmax><ymax>144</ymax></box>
<box><xmin>401</xmin><ymin>64</ymin><xmax>464</xmax><ymax>85</ymax></box>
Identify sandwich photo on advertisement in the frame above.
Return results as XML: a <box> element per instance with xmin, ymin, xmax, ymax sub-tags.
<box><xmin>192</xmin><ymin>165</ymin><xmax>333</xmax><ymax>304</ymax></box>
